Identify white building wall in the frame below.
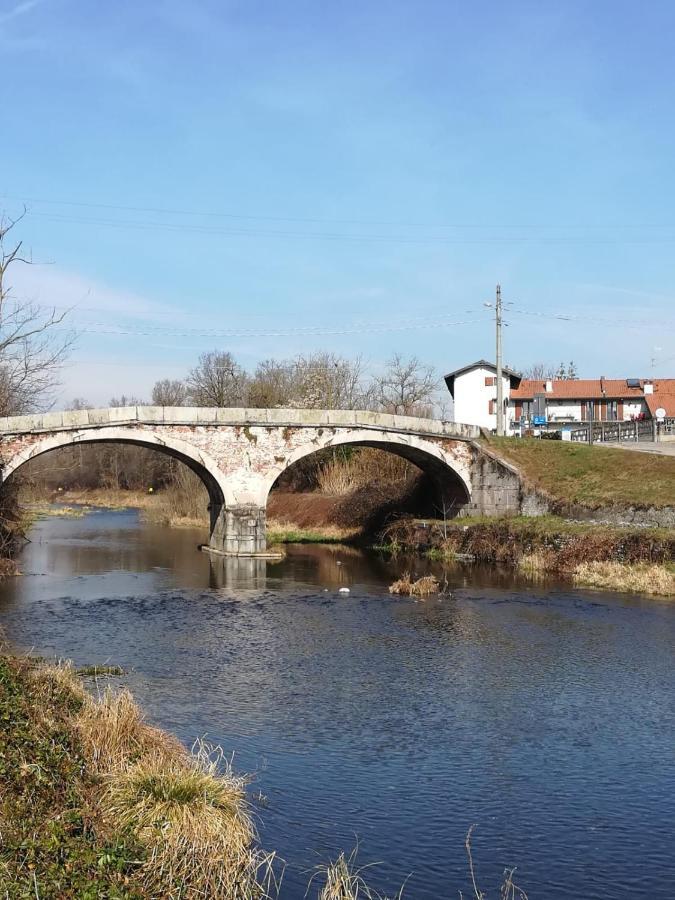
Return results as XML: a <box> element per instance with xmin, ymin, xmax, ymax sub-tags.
<box><xmin>453</xmin><ymin>367</ymin><xmax>512</xmax><ymax>431</ymax></box>
<box><xmin>622</xmin><ymin>401</ymin><xmax>647</xmax><ymax>419</ymax></box>
<box><xmin>547</xmin><ymin>402</ymin><xmax>582</xmax><ymax>421</ymax></box>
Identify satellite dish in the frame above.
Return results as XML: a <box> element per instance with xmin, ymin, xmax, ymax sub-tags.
<box><xmin>655</xmin><ymin>407</ymin><xmax>666</xmax><ymax>421</ymax></box>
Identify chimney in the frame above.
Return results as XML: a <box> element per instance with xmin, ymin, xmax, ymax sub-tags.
<box><xmin>545</xmin><ymin>379</ymin><xmax>553</xmax><ymax>393</ymax></box>
<box><xmin>644</xmin><ymin>380</ymin><xmax>654</xmax><ymax>395</ymax></box>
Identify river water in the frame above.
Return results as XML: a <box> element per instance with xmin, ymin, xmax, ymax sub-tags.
<box><xmin>1</xmin><ymin>507</ymin><xmax>674</xmax><ymax>898</ymax></box>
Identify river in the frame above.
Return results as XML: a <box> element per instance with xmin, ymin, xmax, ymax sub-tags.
<box><xmin>1</xmin><ymin>507</ymin><xmax>674</xmax><ymax>898</ymax></box>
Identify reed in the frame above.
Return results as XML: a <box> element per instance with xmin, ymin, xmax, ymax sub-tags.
<box><xmin>389</xmin><ymin>573</ymin><xmax>439</xmax><ymax>597</ymax></box>
<box><xmin>517</xmin><ymin>551</ymin><xmax>554</xmax><ymax>578</ymax></box>
<box><xmin>311</xmin><ymin>847</ymin><xmax>402</xmax><ymax>900</ymax></box>
<box><xmin>316</xmin><ymin>448</ymin><xmax>415</xmax><ymax>497</ymax></box>
<box><xmin>573</xmin><ymin>561</ymin><xmax>675</xmax><ymax>596</ymax></box>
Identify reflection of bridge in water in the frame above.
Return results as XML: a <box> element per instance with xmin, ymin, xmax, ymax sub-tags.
<box><xmin>0</xmin><ymin>407</ymin><xmax>523</xmax><ymax>555</ymax></box>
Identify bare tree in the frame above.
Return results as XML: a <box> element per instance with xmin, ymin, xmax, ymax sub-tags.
<box><xmin>525</xmin><ymin>361</ymin><xmax>578</xmax><ymax>381</ymax></box>
<box><xmin>248</xmin><ymin>358</ymin><xmax>296</xmax><ymax>408</ymax></box>
<box><xmin>152</xmin><ymin>378</ymin><xmax>187</xmax><ymax>406</ymax></box>
<box><xmin>522</xmin><ymin>362</ymin><xmax>558</xmax><ymax>380</ymax></box>
<box><xmin>0</xmin><ymin>210</ymin><xmax>74</xmax><ymax>415</ymax></box>
<box><xmin>373</xmin><ymin>353</ymin><xmax>436</xmax><ymax>416</ymax></box>
<box><xmin>109</xmin><ymin>394</ymin><xmax>145</xmax><ymax>407</ymax></box>
<box><xmin>186</xmin><ymin>350</ymin><xmax>248</xmax><ymax>407</ymax></box>
<box><xmin>67</xmin><ymin>397</ymin><xmax>90</xmax><ymax>410</ymax></box>
<box><xmin>249</xmin><ymin>353</ymin><xmax>369</xmax><ymax>409</ymax></box>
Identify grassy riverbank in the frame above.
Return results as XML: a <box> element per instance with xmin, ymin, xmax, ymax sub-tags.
<box><xmin>382</xmin><ymin>516</ymin><xmax>675</xmax><ymax>596</ymax></box>
<box><xmin>0</xmin><ymin>652</ymin><xmax>275</xmax><ymax>898</ymax></box>
<box><xmin>485</xmin><ymin>436</ymin><xmax>675</xmax><ymax>510</ymax></box>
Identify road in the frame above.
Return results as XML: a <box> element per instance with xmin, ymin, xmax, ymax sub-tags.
<box><xmin>601</xmin><ymin>441</ymin><xmax>675</xmax><ymax>456</ymax></box>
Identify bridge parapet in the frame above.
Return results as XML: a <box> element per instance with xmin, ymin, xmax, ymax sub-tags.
<box><xmin>0</xmin><ymin>407</ymin><xmax>480</xmax><ymax>440</ymax></box>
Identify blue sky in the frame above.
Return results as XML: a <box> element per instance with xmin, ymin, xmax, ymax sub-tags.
<box><xmin>2</xmin><ymin>0</ymin><xmax>675</xmax><ymax>407</ymax></box>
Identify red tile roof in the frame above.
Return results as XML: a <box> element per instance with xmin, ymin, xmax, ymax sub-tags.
<box><xmin>646</xmin><ymin>390</ymin><xmax>675</xmax><ymax>418</ymax></box>
<box><xmin>511</xmin><ymin>378</ymin><xmax>675</xmax><ymax>402</ymax></box>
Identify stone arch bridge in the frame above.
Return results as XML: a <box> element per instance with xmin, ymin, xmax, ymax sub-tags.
<box><xmin>0</xmin><ymin>407</ymin><xmax>524</xmax><ymax>555</ymax></box>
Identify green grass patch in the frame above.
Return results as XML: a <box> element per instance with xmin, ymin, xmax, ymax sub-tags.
<box><xmin>267</xmin><ymin>527</ymin><xmax>347</xmax><ymax>544</ymax></box>
<box><xmin>0</xmin><ymin>656</ymin><xmax>142</xmax><ymax>898</ymax></box>
<box><xmin>76</xmin><ymin>664</ymin><xmax>126</xmax><ymax>678</ymax></box>
<box><xmin>485</xmin><ymin>437</ymin><xmax>675</xmax><ymax>509</ymax></box>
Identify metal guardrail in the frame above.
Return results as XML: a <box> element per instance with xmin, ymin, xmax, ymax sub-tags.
<box><xmin>570</xmin><ymin>420</ymin><xmax>657</xmax><ymax>443</ymax></box>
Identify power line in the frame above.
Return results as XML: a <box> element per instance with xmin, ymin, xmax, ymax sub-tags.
<box><xmin>67</xmin><ymin>314</ymin><xmax>488</xmax><ymax>339</ymax></box>
<box><xmin>22</xmin><ymin>211</ymin><xmax>675</xmax><ymax>245</ymax></box>
<box><xmin>7</xmin><ymin>193</ymin><xmax>675</xmax><ymax>231</ymax></box>
<box><xmin>507</xmin><ymin>305</ymin><xmax>675</xmax><ymax>331</ymax></box>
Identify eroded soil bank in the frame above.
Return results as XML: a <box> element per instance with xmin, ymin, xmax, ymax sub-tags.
<box><xmin>380</xmin><ymin>515</ymin><xmax>675</xmax><ymax>595</ymax></box>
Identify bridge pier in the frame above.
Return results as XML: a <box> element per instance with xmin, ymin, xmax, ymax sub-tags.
<box><xmin>209</xmin><ymin>503</ymin><xmax>267</xmax><ymax>556</ymax></box>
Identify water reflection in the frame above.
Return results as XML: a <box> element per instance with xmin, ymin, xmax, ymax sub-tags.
<box><xmin>208</xmin><ymin>554</ymin><xmax>269</xmax><ymax>590</ymax></box>
<box><xmin>1</xmin><ymin>508</ymin><xmax>674</xmax><ymax>899</ymax></box>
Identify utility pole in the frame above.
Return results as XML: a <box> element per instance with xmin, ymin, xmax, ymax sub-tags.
<box><xmin>495</xmin><ymin>283</ymin><xmax>504</xmax><ymax>436</ymax></box>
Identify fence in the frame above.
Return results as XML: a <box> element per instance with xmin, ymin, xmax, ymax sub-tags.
<box><xmin>570</xmin><ymin>419</ymin><xmax>657</xmax><ymax>444</ymax></box>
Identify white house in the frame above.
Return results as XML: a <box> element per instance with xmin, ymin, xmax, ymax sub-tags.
<box><xmin>445</xmin><ymin>360</ymin><xmax>675</xmax><ymax>433</ymax></box>
<box><xmin>443</xmin><ymin>360</ymin><xmax>522</xmax><ymax>431</ymax></box>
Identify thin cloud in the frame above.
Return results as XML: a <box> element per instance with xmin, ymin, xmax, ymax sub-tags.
<box><xmin>0</xmin><ymin>0</ymin><xmax>45</xmax><ymax>26</ymax></box>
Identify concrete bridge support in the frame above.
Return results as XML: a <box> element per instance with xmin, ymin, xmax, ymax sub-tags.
<box><xmin>220</xmin><ymin>505</ymin><xmax>267</xmax><ymax>555</ymax></box>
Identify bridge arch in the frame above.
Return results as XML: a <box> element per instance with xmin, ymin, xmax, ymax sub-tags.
<box><xmin>257</xmin><ymin>428</ymin><xmax>472</xmax><ymax>512</ymax></box>
<box><xmin>1</xmin><ymin>427</ymin><xmax>233</xmax><ymax>547</ymax></box>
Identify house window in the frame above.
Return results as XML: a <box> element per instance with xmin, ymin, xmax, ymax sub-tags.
<box><xmin>485</xmin><ymin>376</ymin><xmax>496</xmax><ymax>386</ymax></box>
<box><xmin>606</xmin><ymin>401</ymin><xmax>618</xmax><ymax>422</ymax></box>
<box><xmin>488</xmin><ymin>399</ymin><xmax>495</xmax><ymax>415</ymax></box>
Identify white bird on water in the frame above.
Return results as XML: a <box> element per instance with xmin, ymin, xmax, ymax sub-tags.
<box><xmin>338</xmin><ymin>587</ymin><xmax>350</xmax><ymax>594</ymax></box>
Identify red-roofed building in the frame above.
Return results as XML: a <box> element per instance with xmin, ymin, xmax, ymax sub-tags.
<box><xmin>444</xmin><ymin>360</ymin><xmax>675</xmax><ymax>433</ymax></box>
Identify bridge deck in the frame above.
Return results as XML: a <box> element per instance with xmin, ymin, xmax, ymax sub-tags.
<box><xmin>0</xmin><ymin>407</ymin><xmax>479</xmax><ymax>440</ymax></box>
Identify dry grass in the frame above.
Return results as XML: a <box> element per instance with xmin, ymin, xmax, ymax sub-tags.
<box><xmin>573</xmin><ymin>561</ymin><xmax>675</xmax><ymax>596</ymax></box>
<box><xmin>517</xmin><ymin>551</ymin><xmax>554</xmax><ymax>578</ymax></box>
<box><xmin>101</xmin><ymin>742</ymin><xmax>269</xmax><ymax>899</ymax></box>
<box><xmin>33</xmin><ymin>666</ymin><xmax>276</xmax><ymax>899</ymax></box>
<box><xmin>267</xmin><ymin>517</ymin><xmax>357</xmax><ymax>543</ymax></box>
<box><xmin>316</xmin><ymin>449</ymin><xmax>415</xmax><ymax>497</ymax></box>
<box><xmin>311</xmin><ymin>847</ymin><xmax>403</xmax><ymax>900</ymax></box>
<box><xmin>389</xmin><ymin>573</ymin><xmax>440</xmax><ymax>597</ymax></box>
<box><xmin>76</xmin><ymin>686</ymin><xmax>184</xmax><ymax>774</ymax></box>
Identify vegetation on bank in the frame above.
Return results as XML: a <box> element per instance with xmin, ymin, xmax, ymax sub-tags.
<box><xmin>485</xmin><ymin>436</ymin><xmax>675</xmax><ymax>509</ymax></box>
<box><xmin>0</xmin><ymin>654</ymin><xmax>275</xmax><ymax>899</ymax></box>
<box><xmin>381</xmin><ymin>516</ymin><xmax>675</xmax><ymax>597</ymax></box>
<box><xmin>267</xmin><ymin>525</ymin><xmax>351</xmax><ymax>544</ymax></box>
<box><xmin>572</xmin><ymin>561</ymin><xmax>675</xmax><ymax>596</ymax></box>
